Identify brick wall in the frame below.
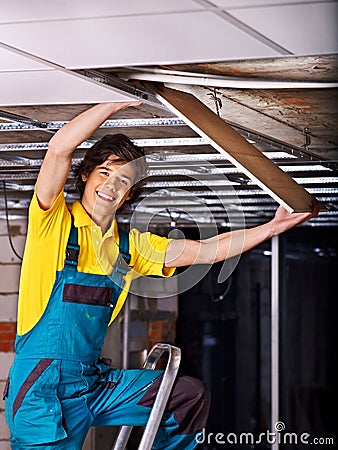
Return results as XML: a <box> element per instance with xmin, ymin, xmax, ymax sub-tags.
<box><xmin>0</xmin><ymin>218</ymin><xmax>26</xmax><ymax>449</ymax></box>
<box><xmin>0</xmin><ymin>323</ymin><xmax>16</xmax><ymax>353</ymax></box>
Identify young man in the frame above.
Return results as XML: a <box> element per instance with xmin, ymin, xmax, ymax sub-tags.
<box><xmin>4</xmin><ymin>102</ymin><xmax>318</xmax><ymax>449</ymax></box>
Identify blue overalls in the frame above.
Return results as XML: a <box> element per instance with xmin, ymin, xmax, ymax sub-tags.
<box><xmin>4</xmin><ymin>219</ymin><xmax>210</xmax><ymax>449</ymax></box>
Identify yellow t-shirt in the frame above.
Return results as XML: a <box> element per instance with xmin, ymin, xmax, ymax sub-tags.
<box><xmin>17</xmin><ymin>190</ymin><xmax>175</xmax><ymax>336</ymax></box>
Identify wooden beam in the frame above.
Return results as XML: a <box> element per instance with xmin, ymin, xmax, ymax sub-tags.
<box><xmin>147</xmin><ymin>83</ymin><xmax>322</xmax><ymax>213</ymax></box>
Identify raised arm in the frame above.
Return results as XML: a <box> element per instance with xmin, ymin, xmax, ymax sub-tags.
<box><xmin>165</xmin><ymin>202</ymin><xmax>319</xmax><ymax>267</ymax></box>
<box><xmin>35</xmin><ymin>102</ymin><xmax>141</xmax><ymax>210</ymax></box>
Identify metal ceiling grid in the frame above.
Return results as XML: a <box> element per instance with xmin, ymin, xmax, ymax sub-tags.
<box><xmin>1</xmin><ymin>115</ymin><xmax>337</xmax><ymax>228</ymax></box>
<box><xmin>0</xmin><ymin>2</ymin><xmax>337</xmax><ymax>227</ymax></box>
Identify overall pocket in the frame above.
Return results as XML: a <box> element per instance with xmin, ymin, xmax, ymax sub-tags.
<box><xmin>63</xmin><ymin>283</ymin><xmax>114</xmax><ymax>307</ymax></box>
<box><xmin>9</xmin><ymin>358</ymin><xmax>67</xmax><ymax>445</ymax></box>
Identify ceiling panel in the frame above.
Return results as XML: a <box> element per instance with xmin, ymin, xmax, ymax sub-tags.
<box><xmin>0</xmin><ymin>0</ymin><xmax>203</xmax><ymax>23</ymax></box>
<box><xmin>209</xmin><ymin>0</ymin><xmax>331</xmax><ymax>8</ymax></box>
<box><xmin>0</xmin><ymin>46</ymin><xmax>50</xmax><ymax>72</ymax></box>
<box><xmin>230</xmin><ymin>2</ymin><xmax>338</xmax><ymax>55</ymax></box>
<box><xmin>0</xmin><ymin>70</ymin><xmax>134</xmax><ymax>106</ymax></box>
<box><xmin>0</xmin><ymin>12</ymin><xmax>280</xmax><ymax>69</ymax></box>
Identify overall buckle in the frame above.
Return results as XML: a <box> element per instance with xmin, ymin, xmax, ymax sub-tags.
<box><xmin>65</xmin><ymin>244</ymin><xmax>80</xmax><ymax>264</ymax></box>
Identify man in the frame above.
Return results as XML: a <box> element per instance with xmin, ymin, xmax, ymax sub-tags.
<box><xmin>4</xmin><ymin>102</ymin><xmax>318</xmax><ymax>449</ymax></box>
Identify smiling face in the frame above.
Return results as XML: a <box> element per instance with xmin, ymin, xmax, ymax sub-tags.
<box><xmin>81</xmin><ymin>156</ymin><xmax>136</xmax><ymax>223</ymax></box>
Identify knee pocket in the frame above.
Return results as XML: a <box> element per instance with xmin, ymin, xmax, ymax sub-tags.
<box><xmin>173</xmin><ymin>376</ymin><xmax>210</xmax><ymax>405</ymax></box>
<box><xmin>168</xmin><ymin>376</ymin><xmax>211</xmax><ymax>434</ymax></box>
<box><xmin>6</xmin><ymin>359</ymin><xmax>67</xmax><ymax>445</ymax></box>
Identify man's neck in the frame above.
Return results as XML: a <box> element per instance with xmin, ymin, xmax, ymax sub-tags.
<box><xmin>81</xmin><ymin>201</ymin><xmax>116</xmax><ymax>235</ymax></box>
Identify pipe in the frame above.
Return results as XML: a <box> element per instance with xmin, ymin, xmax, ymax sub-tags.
<box><xmin>271</xmin><ymin>235</ymin><xmax>280</xmax><ymax>450</ymax></box>
<box><xmin>122</xmin><ymin>300</ymin><xmax>130</xmax><ymax>370</ymax></box>
<box><xmin>121</xmin><ymin>70</ymin><xmax>338</xmax><ymax>89</ymax></box>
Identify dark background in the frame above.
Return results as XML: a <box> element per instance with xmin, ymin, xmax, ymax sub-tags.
<box><xmin>176</xmin><ymin>226</ymin><xmax>337</xmax><ymax>449</ymax></box>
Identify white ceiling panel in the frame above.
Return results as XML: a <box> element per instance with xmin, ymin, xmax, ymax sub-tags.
<box><xmin>0</xmin><ymin>0</ymin><xmax>203</xmax><ymax>23</ymax></box>
<box><xmin>0</xmin><ymin>12</ymin><xmax>280</xmax><ymax>69</ymax></box>
<box><xmin>209</xmin><ymin>0</ymin><xmax>331</xmax><ymax>8</ymax></box>
<box><xmin>0</xmin><ymin>46</ymin><xmax>50</xmax><ymax>72</ymax></box>
<box><xmin>230</xmin><ymin>2</ymin><xmax>338</xmax><ymax>55</ymax></box>
<box><xmin>0</xmin><ymin>70</ymin><xmax>134</xmax><ymax>106</ymax></box>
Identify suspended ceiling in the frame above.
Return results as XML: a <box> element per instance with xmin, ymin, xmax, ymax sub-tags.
<box><xmin>0</xmin><ymin>0</ymin><xmax>337</xmax><ymax>229</ymax></box>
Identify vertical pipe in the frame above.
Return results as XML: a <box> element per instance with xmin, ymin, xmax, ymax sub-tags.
<box><xmin>255</xmin><ymin>282</ymin><xmax>261</xmax><ymax>433</ymax></box>
<box><xmin>122</xmin><ymin>300</ymin><xmax>130</xmax><ymax>370</ymax></box>
<box><xmin>271</xmin><ymin>235</ymin><xmax>279</xmax><ymax>450</ymax></box>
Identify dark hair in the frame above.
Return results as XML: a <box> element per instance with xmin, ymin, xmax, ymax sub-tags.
<box><xmin>72</xmin><ymin>133</ymin><xmax>148</xmax><ymax>205</ymax></box>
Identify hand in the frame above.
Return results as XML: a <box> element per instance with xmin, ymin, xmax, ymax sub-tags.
<box><xmin>123</xmin><ymin>100</ymin><xmax>143</xmax><ymax>107</ymax></box>
<box><xmin>270</xmin><ymin>198</ymin><xmax>319</xmax><ymax>236</ymax></box>
<box><xmin>110</xmin><ymin>101</ymin><xmax>143</xmax><ymax>110</ymax></box>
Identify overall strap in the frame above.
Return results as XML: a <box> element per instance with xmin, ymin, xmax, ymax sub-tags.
<box><xmin>110</xmin><ymin>227</ymin><xmax>132</xmax><ymax>321</ymax></box>
<box><xmin>65</xmin><ymin>217</ymin><xmax>131</xmax><ymax>278</ymax></box>
<box><xmin>112</xmin><ymin>226</ymin><xmax>131</xmax><ymax>277</ymax></box>
<box><xmin>65</xmin><ymin>215</ymin><xmax>80</xmax><ymax>269</ymax></box>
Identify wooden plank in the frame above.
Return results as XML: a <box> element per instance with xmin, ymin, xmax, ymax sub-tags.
<box><xmin>147</xmin><ymin>83</ymin><xmax>322</xmax><ymax>213</ymax></box>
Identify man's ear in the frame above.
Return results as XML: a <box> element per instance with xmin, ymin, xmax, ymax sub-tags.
<box><xmin>81</xmin><ymin>173</ymin><xmax>88</xmax><ymax>182</ymax></box>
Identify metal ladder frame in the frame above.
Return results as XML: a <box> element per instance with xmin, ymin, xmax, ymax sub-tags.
<box><xmin>112</xmin><ymin>343</ymin><xmax>181</xmax><ymax>450</ymax></box>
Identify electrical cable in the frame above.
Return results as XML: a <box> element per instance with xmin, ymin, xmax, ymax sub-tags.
<box><xmin>2</xmin><ymin>181</ymin><xmax>23</xmax><ymax>261</ymax></box>
<box><xmin>0</xmin><ymin>109</ymin><xmax>48</xmax><ymax>128</ymax></box>
<box><xmin>209</xmin><ymin>270</ymin><xmax>232</xmax><ymax>303</ymax></box>
<box><xmin>166</xmin><ymin>208</ymin><xmax>182</xmax><ymax>228</ymax></box>
<box><xmin>207</xmin><ymin>88</ymin><xmax>223</xmax><ymax>117</ymax></box>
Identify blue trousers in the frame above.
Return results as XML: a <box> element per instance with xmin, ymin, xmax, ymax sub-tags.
<box><xmin>7</xmin><ymin>359</ymin><xmax>210</xmax><ymax>449</ymax></box>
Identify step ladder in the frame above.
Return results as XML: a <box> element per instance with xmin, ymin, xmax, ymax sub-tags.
<box><xmin>112</xmin><ymin>343</ymin><xmax>181</xmax><ymax>450</ymax></box>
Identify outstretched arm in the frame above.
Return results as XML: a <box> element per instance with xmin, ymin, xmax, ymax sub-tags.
<box><xmin>35</xmin><ymin>102</ymin><xmax>141</xmax><ymax>210</ymax></box>
<box><xmin>165</xmin><ymin>202</ymin><xmax>319</xmax><ymax>267</ymax></box>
